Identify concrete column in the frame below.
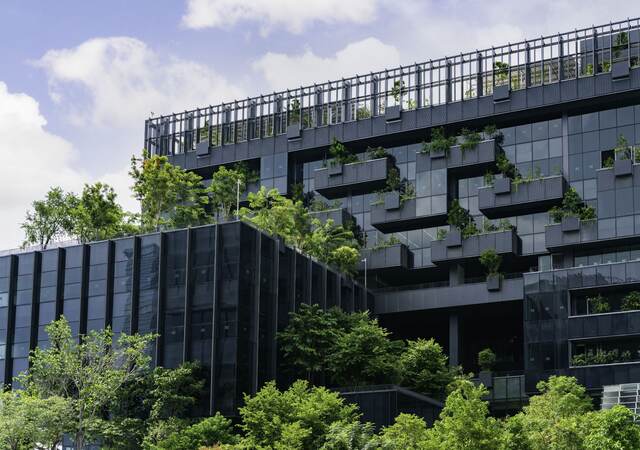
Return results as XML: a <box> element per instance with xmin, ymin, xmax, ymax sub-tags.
<box><xmin>449</xmin><ymin>264</ymin><xmax>465</xmax><ymax>287</ymax></box>
<box><xmin>449</xmin><ymin>312</ymin><xmax>460</xmax><ymax>367</ymax></box>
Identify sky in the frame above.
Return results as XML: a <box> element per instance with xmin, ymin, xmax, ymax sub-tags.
<box><xmin>0</xmin><ymin>0</ymin><xmax>638</xmax><ymax>250</ymax></box>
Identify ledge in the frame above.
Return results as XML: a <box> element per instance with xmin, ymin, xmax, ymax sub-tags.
<box><xmin>416</xmin><ymin>139</ymin><xmax>500</xmax><ymax>177</ymax></box>
<box><xmin>374</xmin><ymin>277</ymin><xmax>524</xmax><ymax>313</ymax></box>
<box><xmin>431</xmin><ymin>229</ymin><xmax>521</xmax><ymax>265</ymax></box>
<box><xmin>568</xmin><ymin>310</ymin><xmax>640</xmax><ymax>339</ymax></box>
<box><xmin>544</xmin><ymin>219</ymin><xmax>640</xmax><ymax>251</ymax></box>
<box><xmin>359</xmin><ymin>244</ymin><xmax>413</xmax><ymax>272</ymax></box>
<box><xmin>314</xmin><ymin>157</ymin><xmax>394</xmax><ymax>199</ymax></box>
<box><xmin>370</xmin><ymin>196</ymin><xmax>447</xmax><ymax>232</ymax></box>
<box><xmin>309</xmin><ymin>208</ymin><xmax>355</xmax><ymax>228</ymax></box>
<box><xmin>478</xmin><ymin>175</ymin><xmax>567</xmax><ymax>219</ymax></box>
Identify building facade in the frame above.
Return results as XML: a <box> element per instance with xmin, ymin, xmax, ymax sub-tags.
<box><xmin>143</xmin><ymin>18</ymin><xmax>640</xmax><ymax>405</ymax></box>
<box><xmin>0</xmin><ymin>222</ymin><xmax>370</xmax><ymax>416</ymax></box>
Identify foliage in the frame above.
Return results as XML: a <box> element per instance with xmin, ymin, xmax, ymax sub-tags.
<box><xmin>622</xmin><ymin>291</ymin><xmax>640</xmax><ymax>311</ymax></box>
<box><xmin>329</xmin><ymin>139</ymin><xmax>359</xmax><ymax>165</ymax></box>
<box><xmin>371</xmin><ymin>235</ymin><xmax>401</xmax><ymax>251</ymax></box>
<box><xmin>390</xmin><ymin>80</ymin><xmax>406</xmax><ymax>103</ymax></box>
<box><xmin>372</xmin><ymin>413</ymin><xmax>431</xmax><ymax>449</ymax></box>
<box><xmin>130</xmin><ymin>151</ymin><xmax>209</xmax><ymax>232</ymax></box>
<box><xmin>21</xmin><ymin>186</ymin><xmax>76</xmax><ymax>249</ymax></box>
<box><xmin>494</xmin><ymin>61</ymin><xmax>510</xmax><ymax>85</ymax></box>
<box><xmin>496</xmin><ymin>153</ymin><xmax>519</xmax><ymax>179</ymax></box>
<box><xmin>571</xmin><ymin>348</ymin><xmax>632</xmax><ymax>367</ymax></box>
<box><xmin>152</xmin><ymin>413</ymin><xmax>237</xmax><ymax>450</ymax></box>
<box><xmin>237</xmin><ymin>380</ymin><xmax>360</xmax><ymax>450</ymax></box>
<box><xmin>479</xmin><ymin>249</ymin><xmax>502</xmax><ymax>276</ymax></box>
<box><xmin>356</xmin><ymin>106</ymin><xmax>371</xmax><ymax>119</ymax></box>
<box><xmin>71</xmin><ymin>182</ymin><xmax>138</xmax><ymax>243</ymax></box>
<box><xmin>207</xmin><ymin>164</ymin><xmax>249</xmax><ymax>220</ymax></box>
<box><xmin>588</xmin><ymin>295</ymin><xmax>611</xmax><ymax>314</ymax></box>
<box><xmin>318</xmin><ymin>421</ymin><xmax>375</xmax><ymax>450</ymax></box>
<box><xmin>367</xmin><ymin>146</ymin><xmax>389</xmax><ymax>160</ymax></box>
<box><xmin>400</xmin><ymin>338</ymin><xmax>458</xmax><ymax>398</ymax></box>
<box><xmin>460</xmin><ymin>128</ymin><xmax>482</xmax><ymax>151</ymax></box>
<box><xmin>447</xmin><ymin>199</ymin><xmax>473</xmax><ymax>231</ymax></box>
<box><xmin>478</xmin><ymin>348</ymin><xmax>497</xmax><ymax>372</ymax></box>
<box><xmin>614</xmin><ymin>135</ymin><xmax>632</xmax><ymax>160</ymax></box>
<box><xmin>18</xmin><ymin>317</ymin><xmax>155</xmax><ymax>450</ymax></box>
<box><xmin>421</xmin><ymin>127</ymin><xmax>457</xmax><ymax>155</ymax></box>
<box><xmin>0</xmin><ymin>391</ymin><xmax>72</xmax><ymax>450</ymax></box>
<box><xmin>426</xmin><ymin>380</ymin><xmax>506</xmax><ymax>450</ymax></box>
<box><xmin>483</xmin><ymin>124</ymin><xmax>504</xmax><ymax>144</ymax></box>
<box><xmin>549</xmin><ymin>188</ymin><xmax>596</xmax><ymax>223</ymax></box>
<box><xmin>581</xmin><ymin>404</ymin><xmax>640</xmax><ymax>450</ymax></box>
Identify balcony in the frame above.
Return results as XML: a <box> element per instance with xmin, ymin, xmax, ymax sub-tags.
<box><xmin>370</xmin><ymin>193</ymin><xmax>447</xmax><ymax>233</ymax></box>
<box><xmin>569</xmin><ymin>363</ymin><xmax>640</xmax><ymax>392</ymax></box>
<box><xmin>359</xmin><ymin>244</ymin><xmax>413</xmax><ymax>272</ymax></box>
<box><xmin>569</xmin><ymin>310</ymin><xmax>640</xmax><ymax>339</ymax></box>
<box><xmin>544</xmin><ymin>218</ymin><xmax>640</xmax><ymax>251</ymax></box>
<box><xmin>309</xmin><ymin>208</ymin><xmax>355</xmax><ymax>228</ymax></box>
<box><xmin>478</xmin><ymin>175</ymin><xmax>567</xmax><ymax>219</ymax></box>
<box><xmin>314</xmin><ymin>157</ymin><xmax>394</xmax><ymax>199</ymax></box>
<box><xmin>374</xmin><ymin>277</ymin><xmax>523</xmax><ymax>314</ymax></box>
<box><xmin>416</xmin><ymin>139</ymin><xmax>501</xmax><ymax>178</ymax></box>
<box><xmin>145</xmin><ymin>19</ymin><xmax>640</xmax><ymax>168</ymax></box>
<box><xmin>431</xmin><ymin>229</ymin><xmax>521</xmax><ymax>265</ymax></box>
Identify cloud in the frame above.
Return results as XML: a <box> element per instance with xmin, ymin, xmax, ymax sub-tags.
<box><xmin>181</xmin><ymin>0</ymin><xmax>380</xmax><ymax>34</ymax></box>
<box><xmin>253</xmin><ymin>37</ymin><xmax>401</xmax><ymax>91</ymax></box>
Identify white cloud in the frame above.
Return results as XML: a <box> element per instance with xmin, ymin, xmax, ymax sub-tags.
<box><xmin>182</xmin><ymin>0</ymin><xmax>380</xmax><ymax>34</ymax></box>
<box><xmin>253</xmin><ymin>37</ymin><xmax>401</xmax><ymax>91</ymax></box>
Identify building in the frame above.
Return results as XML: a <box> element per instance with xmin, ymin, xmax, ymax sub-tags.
<box><xmin>0</xmin><ymin>221</ymin><xmax>372</xmax><ymax>416</ymax></box>
<box><xmin>143</xmin><ymin>17</ymin><xmax>640</xmax><ymax>408</ymax></box>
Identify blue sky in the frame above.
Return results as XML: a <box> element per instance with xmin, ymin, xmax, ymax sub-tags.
<box><xmin>0</xmin><ymin>0</ymin><xmax>638</xmax><ymax>249</ymax></box>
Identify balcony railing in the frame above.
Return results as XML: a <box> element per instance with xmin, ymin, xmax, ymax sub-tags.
<box><xmin>145</xmin><ymin>18</ymin><xmax>640</xmax><ymax>157</ymax></box>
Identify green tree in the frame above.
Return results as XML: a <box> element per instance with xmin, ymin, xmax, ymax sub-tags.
<box><xmin>582</xmin><ymin>405</ymin><xmax>640</xmax><ymax>450</ymax></box>
<box><xmin>372</xmin><ymin>413</ymin><xmax>431</xmax><ymax>450</ymax></box>
<box><xmin>426</xmin><ymin>380</ymin><xmax>506</xmax><ymax>450</ymax></box>
<box><xmin>21</xmin><ymin>186</ymin><xmax>76</xmax><ymax>249</ymax></box>
<box><xmin>327</xmin><ymin>314</ymin><xmax>403</xmax><ymax>386</ymax></box>
<box><xmin>71</xmin><ymin>182</ymin><xmax>137</xmax><ymax>243</ymax></box>
<box><xmin>18</xmin><ymin>317</ymin><xmax>155</xmax><ymax>450</ymax></box>
<box><xmin>130</xmin><ymin>151</ymin><xmax>209</xmax><ymax>232</ymax></box>
<box><xmin>319</xmin><ymin>421</ymin><xmax>375</xmax><ymax>450</ymax></box>
<box><xmin>399</xmin><ymin>338</ymin><xmax>457</xmax><ymax>398</ymax></box>
<box><xmin>237</xmin><ymin>380</ymin><xmax>360</xmax><ymax>450</ymax></box>
<box><xmin>278</xmin><ymin>304</ymin><xmax>339</xmax><ymax>381</ymax></box>
<box><xmin>153</xmin><ymin>413</ymin><xmax>238</xmax><ymax>450</ymax></box>
<box><xmin>146</xmin><ymin>362</ymin><xmax>206</xmax><ymax>422</ymax></box>
<box><xmin>0</xmin><ymin>391</ymin><xmax>72</xmax><ymax>450</ymax></box>
<box><xmin>207</xmin><ymin>165</ymin><xmax>247</xmax><ymax>221</ymax></box>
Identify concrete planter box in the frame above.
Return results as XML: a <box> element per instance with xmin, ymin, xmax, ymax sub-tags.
<box><xmin>430</xmin><ymin>148</ymin><xmax>446</xmax><ymax>159</ymax></box>
<box><xmin>478</xmin><ymin>175</ymin><xmax>567</xmax><ymax>218</ymax></box>
<box><xmin>486</xmin><ymin>274</ymin><xmax>502</xmax><ymax>292</ymax></box>
<box><xmin>431</xmin><ymin>229</ymin><xmax>521</xmax><ymax>265</ymax></box>
<box><xmin>479</xmin><ymin>371</ymin><xmax>493</xmax><ymax>388</ymax></box>
<box><xmin>445</xmin><ymin>228</ymin><xmax>462</xmax><ymax>247</ymax></box>
<box><xmin>328</xmin><ymin>163</ymin><xmax>343</xmax><ymax>176</ymax></box>
<box><xmin>612</xmin><ymin>61</ymin><xmax>630</xmax><ymax>79</ymax></box>
<box><xmin>447</xmin><ymin>139</ymin><xmax>500</xmax><ymax>177</ymax></box>
<box><xmin>545</xmin><ymin>219</ymin><xmax>598</xmax><ymax>251</ymax></box>
<box><xmin>359</xmin><ymin>243</ymin><xmax>413</xmax><ymax>272</ymax></box>
<box><xmin>314</xmin><ymin>157</ymin><xmax>394</xmax><ymax>199</ymax></box>
<box><xmin>561</xmin><ymin>216</ymin><xmax>580</xmax><ymax>232</ymax></box>
<box><xmin>287</xmin><ymin>124</ymin><xmax>301</xmax><ymax>140</ymax></box>
<box><xmin>371</xmin><ymin>197</ymin><xmax>447</xmax><ymax>233</ymax></box>
<box><xmin>195</xmin><ymin>140</ymin><xmax>210</xmax><ymax>156</ymax></box>
<box><xmin>385</xmin><ymin>105</ymin><xmax>401</xmax><ymax>122</ymax></box>
<box><xmin>309</xmin><ymin>208</ymin><xmax>355</xmax><ymax>228</ymax></box>
<box><xmin>493</xmin><ymin>85</ymin><xmax>510</xmax><ymax>102</ymax></box>
<box><xmin>384</xmin><ymin>191</ymin><xmax>401</xmax><ymax>210</ymax></box>
<box><xmin>614</xmin><ymin>159</ymin><xmax>632</xmax><ymax>177</ymax></box>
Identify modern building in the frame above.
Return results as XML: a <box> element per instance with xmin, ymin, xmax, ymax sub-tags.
<box><xmin>143</xmin><ymin>17</ymin><xmax>640</xmax><ymax>408</ymax></box>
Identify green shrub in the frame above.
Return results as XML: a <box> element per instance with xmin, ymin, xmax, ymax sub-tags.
<box><xmin>460</xmin><ymin>128</ymin><xmax>482</xmax><ymax>151</ymax></box>
<box><xmin>588</xmin><ymin>295</ymin><xmax>610</xmax><ymax>314</ymax></box>
<box><xmin>421</xmin><ymin>127</ymin><xmax>456</xmax><ymax>155</ymax></box>
<box><xmin>622</xmin><ymin>291</ymin><xmax>640</xmax><ymax>311</ymax></box>
<box><xmin>154</xmin><ymin>414</ymin><xmax>237</xmax><ymax>450</ymax></box>
<box><xmin>479</xmin><ymin>249</ymin><xmax>502</xmax><ymax>276</ymax></box>
<box><xmin>329</xmin><ymin>139</ymin><xmax>358</xmax><ymax>165</ymax></box>
<box><xmin>478</xmin><ymin>348</ymin><xmax>497</xmax><ymax>372</ymax></box>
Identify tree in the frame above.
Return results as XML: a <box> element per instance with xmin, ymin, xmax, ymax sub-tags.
<box><xmin>130</xmin><ymin>151</ymin><xmax>209</xmax><ymax>232</ymax></box>
<box><xmin>18</xmin><ymin>317</ymin><xmax>155</xmax><ymax>450</ymax></box>
<box><xmin>319</xmin><ymin>421</ymin><xmax>375</xmax><ymax>450</ymax></box>
<box><xmin>582</xmin><ymin>405</ymin><xmax>640</xmax><ymax>450</ymax></box>
<box><xmin>426</xmin><ymin>380</ymin><xmax>506</xmax><ymax>450</ymax></box>
<box><xmin>153</xmin><ymin>413</ymin><xmax>238</xmax><ymax>450</ymax></box>
<box><xmin>327</xmin><ymin>314</ymin><xmax>403</xmax><ymax>386</ymax></box>
<box><xmin>371</xmin><ymin>413</ymin><xmax>431</xmax><ymax>450</ymax></box>
<box><xmin>146</xmin><ymin>361</ymin><xmax>206</xmax><ymax>422</ymax></box>
<box><xmin>207</xmin><ymin>165</ymin><xmax>247</xmax><ymax>221</ymax></box>
<box><xmin>278</xmin><ymin>304</ymin><xmax>339</xmax><ymax>381</ymax></box>
<box><xmin>21</xmin><ymin>186</ymin><xmax>76</xmax><ymax>249</ymax></box>
<box><xmin>399</xmin><ymin>338</ymin><xmax>457</xmax><ymax>398</ymax></box>
<box><xmin>71</xmin><ymin>182</ymin><xmax>137</xmax><ymax>243</ymax></box>
<box><xmin>0</xmin><ymin>391</ymin><xmax>72</xmax><ymax>450</ymax></box>
<box><xmin>237</xmin><ymin>380</ymin><xmax>360</xmax><ymax>449</ymax></box>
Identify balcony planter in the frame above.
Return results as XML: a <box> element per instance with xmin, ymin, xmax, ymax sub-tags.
<box><xmin>287</xmin><ymin>124</ymin><xmax>301</xmax><ymax>140</ymax></box>
<box><xmin>384</xmin><ymin>191</ymin><xmax>401</xmax><ymax>210</ymax></box>
<box><xmin>494</xmin><ymin>177</ymin><xmax>511</xmax><ymax>194</ymax></box>
<box><xmin>486</xmin><ymin>274</ymin><xmax>502</xmax><ymax>292</ymax></box>
<box><xmin>493</xmin><ymin>85</ymin><xmax>510</xmax><ymax>102</ymax></box>
<box><xmin>561</xmin><ymin>216</ymin><xmax>580</xmax><ymax>232</ymax></box>
<box><xmin>328</xmin><ymin>163</ymin><xmax>343</xmax><ymax>176</ymax></box>
<box><xmin>370</xmin><ymin>198</ymin><xmax>448</xmax><ymax>232</ymax></box>
<box><xmin>360</xmin><ymin>243</ymin><xmax>413</xmax><ymax>272</ymax></box>
<box><xmin>445</xmin><ymin>228</ymin><xmax>462</xmax><ymax>247</ymax></box>
<box><xmin>447</xmin><ymin>139</ymin><xmax>500</xmax><ymax>177</ymax></box>
<box><xmin>431</xmin><ymin>229</ymin><xmax>521</xmax><ymax>265</ymax></box>
<box><xmin>309</xmin><ymin>208</ymin><xmax>355</xmax><ymax>228</ymax></box>
<box><xmin>478</xmin><ymin>370</ymin><xmax>493</xmax><ymax>388</ymax></box>
<box><xmin>478</xmin><ymin>175</ymin><xmax>567</xmax><ymax>219</ymax></box>
<box><xmin>385</xmin><ymin>105</ymin><xmax>401</xmax><ymax>122</ymax></box>
<box><xmin>314</xmin><ymin>157</ymin><xmax>394</xmax><ymax>199</ymax></box>
<box><xmin>430</xmin><ymin>148</ymin><xmax>446</xmax><ymax>159</ymax></box>
<box><xmin>614</xmin><ymin>159</ymin><xmax>632</xmax><ymax>177</ymax></box>
<box><xmin>195</xmin><ymin>140</ymin><xmax>210</xmax><ymax>156</ymax></box>
<box><xmin>612</xmin><ymin>61</ymin><xmax>630</xmax><ymax>79</ymax></box>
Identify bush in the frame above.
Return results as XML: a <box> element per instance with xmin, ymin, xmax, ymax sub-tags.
<box><xmin>588</xmin><ymin>295</ymin><xmax>610</xmax><ymax>314</ymax></box>
<box><xmin>478</xmin><ymin>348</ymin><xmax>496</xmax><ymax>372</ymax></box>
<box><xmin>153</xmin><ymin>414</ymin><xmax>237</xmax><ymax>450</ymax></box>
<box><xmin>422</xmin><ymin>127</ymin><xmax>456</xmax><ymax>155</ymax></box>
<box><xmin>479</xmin><ymin>249</ymin><xmax>502</xmax><ymax>276</ymax></box>
<box><xmin>622</xmin><ymin>291</ymin><xmax>640</xmax><ymax>311</ymax></box>
<box><xmin>400</xmin><ymin>338</ymin><xmax>457</xmax><ymax>398</ymax></box>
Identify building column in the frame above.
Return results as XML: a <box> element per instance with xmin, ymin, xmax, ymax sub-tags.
<box><xmin>449</xmin><ymin>264</ymin><xmax>465</xmax><ymax>287</ymax></box>
<box><xmin>449</xmin><ymin>312</ymin><xmax>460</xmax><ymax>367</ymax></box>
